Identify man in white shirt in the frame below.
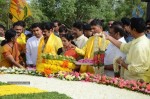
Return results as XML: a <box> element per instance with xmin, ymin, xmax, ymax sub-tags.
<box><xmin>104</xmin><ymin>25</ymin><xmax>126</xmax><ymax>77</ymax></box>
<box><xmin>26</xmin><ymin>23</ymin><xmax>43</xmax><ymax>67</ymax></box>
<box><xmin>72</xmin><ymin>22</ymin><xmax>88</xmax><ymax>48</ymax></box>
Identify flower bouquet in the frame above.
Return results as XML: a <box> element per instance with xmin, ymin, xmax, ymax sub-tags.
<box><xmin>93</xmin><ymin>49</ymin><xmax>105</xmax><ymax>68</ymax></box>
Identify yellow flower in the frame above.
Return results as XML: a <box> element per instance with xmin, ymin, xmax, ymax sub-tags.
<box><xmin>0</xmin><ymin>85</ymin><xmax>46</xmax><ymax>96</ymax></box>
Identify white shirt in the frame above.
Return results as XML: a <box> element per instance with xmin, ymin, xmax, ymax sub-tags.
<box><xmin>26</xmin><ymin>36</ymin><xmax>42</xmax><ymax>65</ymax></box>
<box><xmin>104</xmin><ymin>37</ymin><xmax>126</xmax><ymax>65</ymax></box>
<box><xmin>73</xmin><ymin>34</ymin><xmax>88</xmax><ymax>48</ymax></box>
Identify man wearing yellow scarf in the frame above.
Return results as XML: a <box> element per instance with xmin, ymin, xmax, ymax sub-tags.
<box><xmin>13</xmin><ymin>21</ymin><xmax>27</xmax><ymax>66</ymax></box>
<box><xmin>73</xmin><ymin>19</ymin><xmax>109</xmax><ymax>74</ymax></box>
<box><xmin>36</xmin><ymin>22</ymin><xmax>63</xmax><ymax>65</ymax></box>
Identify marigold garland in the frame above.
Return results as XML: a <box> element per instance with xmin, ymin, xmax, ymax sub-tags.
<box><xmin>36</xmin><ymin>54</ymin><xmax>76</xmax><ymax>73</ymax></box>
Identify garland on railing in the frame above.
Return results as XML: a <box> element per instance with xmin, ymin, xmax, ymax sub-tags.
<box><xmin>0</xmin><ymin>67</ymin><xmax>150</xmax><ymax>95</ymax></box>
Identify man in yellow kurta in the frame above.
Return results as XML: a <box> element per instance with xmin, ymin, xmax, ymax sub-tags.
<box><xmin>74</xmin><ymin>19</ymin><xmax>109</xmax><ymax>74</ymax></box>
<box><xmin>36</xmin><ymin>22</ymin><xmax>63</xmax><ymax>66</ymax></box>
<box><xmin>106</xmin><ymin>18</ymin><xmax>150</xmax><ymax>83</ymax></box>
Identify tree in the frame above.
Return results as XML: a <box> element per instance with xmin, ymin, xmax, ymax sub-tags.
<box><xmin>24</xmin><ymin>0</ymin><xmax>49</xmax><ymax>28</ymax></box>
<box><xmin>0</xmin><ymin>0</ymin><xmax>9</xmax><ymax>28</ymax></box>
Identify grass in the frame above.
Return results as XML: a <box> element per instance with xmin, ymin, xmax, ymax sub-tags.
<box><xmin>0</xmin><ymin>92</ymin><xmax>72</xmax><ymax>99</ymax></box>
<box><xmin>0</xmin><ymin>82</ymin><xmax>8</xmax><ymax>86</ymax></box>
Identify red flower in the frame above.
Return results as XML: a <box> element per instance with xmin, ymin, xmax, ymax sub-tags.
<box><xmin>146</xmin><ymin>84</ymin><xmax>150</xmax><ymax>91</ymax></box>
<box><xmin>101</xmin><ymin>75</ymin><xmax>106</xmax><ymax>82</ymax></box>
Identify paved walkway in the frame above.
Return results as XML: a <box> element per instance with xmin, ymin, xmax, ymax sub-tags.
<box><xmin>0</xmin><ymin>74</ymin><xmax>149</xmax><ymax>99</ymax></box>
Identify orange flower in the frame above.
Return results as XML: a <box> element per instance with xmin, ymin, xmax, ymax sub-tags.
<box><xmin>44</xmin><ymin>68</ymin><xmax>51</xmax><ymax>75</ymax></box>
<box><xmin>62</xmin><ymin>60</ymin><xmax>69</xmax><ymax>68</ymax></box>
<box><xmin>42</xmin><ymin>59</ymin><xmax>46</xmax><ymax>63</ymax></box>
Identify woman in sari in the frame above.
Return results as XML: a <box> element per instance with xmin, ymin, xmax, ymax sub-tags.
<box><xmin>61</xmin><ymin>34</ymin><xmax>78</xmax><ymax>59</ymax></box>
<box><xmin>0</xmin><ymin>29</ymin><xmax>24</xmax><ymax>68</ymax></box>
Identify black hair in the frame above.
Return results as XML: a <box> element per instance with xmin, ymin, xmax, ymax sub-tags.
<box><xmin>73</xmin><ymin>21</ymin><xmax>83</xmax><ymax>31</ymax></box>
<box><xmin>61</xmin><ymin>34</ymin><xmax>74</xmax><ymax>41</ymax></box>
<box><xmin>13</xmin><ymin>21</ymin><xmax>25</xmax><ymax>28</ymax></box>
<box><xmin>59</xmin><ymin>25</ymin><xmax>67</xmax><ymax>33</ymax></box>
<box><xmin>83</xmin><ymin>23</ymin><xmax>91</xmax><ymax>31</ymax></box>
<box><xmin>61</xmin><ymin>34</ymin><xmax>76</xmax><ymax>46</ymax></box>
<box><xmin>112</xmin><ymin>21</ymin><xmax>123</xmax><ymax>27</ymax></box>
<box><xmin>42</xmin><ymin>22</ymin><xmax>54</xmax><ymax>30</ymax></box>
<box><xmin>30</xmin><ymin>23</ymin><xmax>42</xmax><ymax>30</ymax></box>
<box><xmin>0</xmin><ymin>24</ymin><xmax>5</xmax><ymax>30</ymax></box>
<box><xmin>110</xmin><ymin>25</ymin><xmax>126</xmax><ymax>37</ymax></box>
<box><xmin>130</xmin><ymin>17</ymin><xmax>146</xmax><ymax>33</ymax></box>
<box><xmin>121</xmin><ymin>17</ymin><xmax>130</xmax><ymax>26</ymax></box>
<box><xmin>1</xmin><ymin>29</ymin><xmax>16</xmax><ymax>46</ymax></box>
<box><xmin>90</xmin><ymin>19</ymin><xmax>103</xmax><ymax>27</ymax></box>
<box><xmin>53</xmin><ymin>20</ymin><xmax>61</xmax><ymax>26</ymax></box>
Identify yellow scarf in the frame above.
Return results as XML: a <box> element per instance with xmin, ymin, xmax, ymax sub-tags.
<box><xmin>17</xmin><ymin>33</ymin><xmax>26</xmax><ymax>44</ymax></box>
<box><xmin>80</xmin><ymin>34</ymin><xmax>109</xmax><ymax>73</ymax></box>
<box><xmin>36</xmin><ymin>33</ymin><xmax>63</xmax><ymax>64</ymax></box>
<box><xmin>84</xmin><ymin>34</ymin><xmax>108</xmax><ymax>59</ymax></box>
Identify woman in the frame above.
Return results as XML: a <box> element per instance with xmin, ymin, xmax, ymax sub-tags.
<box><xmin>0</xmin><ymin>29</ymin><xmax>24</xmax><ymax>68</ymax></box>
<box><xmin>61</xmin><ymin>34</ymin><xmax>78</xmax><ymax>59</ymax></box>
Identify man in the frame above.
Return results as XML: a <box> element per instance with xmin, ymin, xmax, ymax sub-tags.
<box><xmin>105</xmin><ymin>18</ymin><xmax>150</xmax><ymax>82</ymax></box>
<box><xmin>36</xmin><ymin>22</ymin><xmax>63</xmax><ymax>65</ymax></box>
<box><xmin>121</xmin><ymin>17</ymin><xmax>133</xmax><ymax>42</ymax></box>
<box><xmin>26</xmin><ymin>23</ymin><xmax>43</xmax><ymax>67</ymax></box>
<box><xmin>104</xmin><ymin>25</ymin><xmax>126</xmax><ymax>77</ymax></box>
<box><xmin>73</xmin><ymin>19</ymin><xmax>109</xmax><ymax>74</ymax></box>
<box><xmin>72</xmin><ymin>22</ymin><xmax>88</xmax><ymax>48</ymax></box>
<box><xmin>59</xmin><ymin>25</ymin><xmax>67</xmax><ymax>37</ymax></box>
<box><xmin>13</xmin><ymin>21</ymin><xmax>27</xmax><ymax>66</ymax></box>
<box><xmin>13</xmin><ymin>21</ymin><xmax>26</xmax><ymax>51</ymax></box>
<box><xmin>83</xmin><ymin>23</ymin><xmax>93</xmax><ymax>38</ymax></box>
<box><xmin>0</xmin><ymin>24</ymin><xmax>5</xmax><ymax>44</ymax></box>
<box><xmin>53</xmin><ymin>20</ymin><xmax>61</xmax><ymax>37</ymax></box>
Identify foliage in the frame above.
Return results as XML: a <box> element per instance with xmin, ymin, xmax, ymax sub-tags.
<box><xmin>0</xmin><ymin>0</ymin><xmax>148</xmax><ymax>28</ymax></box>
<box><xmin>0</xmin><ymin>82</ymin><xmax>8</xmax><ymax>86</ymax></box>
<box><xmin>0</xmin><ymin>0</ymin><xmax>9</xmax><ymax>28</ymax></box>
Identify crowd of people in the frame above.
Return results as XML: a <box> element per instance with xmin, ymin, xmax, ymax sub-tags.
<box><xmin>0</xmin><ymin>17</ymin><xmax>150</xmax><ymax>83</ymax></box>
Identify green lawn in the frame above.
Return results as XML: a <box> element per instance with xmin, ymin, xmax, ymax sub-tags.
<box><xmin>0</xmin><ymin>82</ymin><xmax>8</xmax><ymax>86</ymax></box>
<box><xmin>0</xmin><ymin>92</ymin><xmax>71</xmax><ymax>99</ymax></box>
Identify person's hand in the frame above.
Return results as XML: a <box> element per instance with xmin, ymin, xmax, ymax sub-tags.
<box><xmin>116</xmin><ymin>57</ymin><xmax>124</xmax><ymax>66</ymax></box>
<box><xmin>104</xmin><ymin>32</ymin><xmax>110</xmax><ymax>40</ymax></box>
<box><xmin>19</xmin><ymin>65</ymin><xmax>26</xmax><ymax>69</ymax></box>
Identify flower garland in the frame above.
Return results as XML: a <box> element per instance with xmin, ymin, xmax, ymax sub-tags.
<box><xmin>0</xmin><ymin>67</ymin><xmax>150</xmax><ymax>95</ymax></box>
<box><xmin>36</xmin><ymin>54</ymin><xmax>76</xmax><ymax>73</ymax></box>
<box><xmin>54</xmin><ymin>71</ymin><xmax>150</xmax><ymax>94</ymax></box>
<box><xmin>0</xmin><ymin>67</ymin><xmax>42</xmax><ymax>76</ymax></box>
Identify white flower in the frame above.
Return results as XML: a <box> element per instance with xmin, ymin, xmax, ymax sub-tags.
<box><xmin>0</xmin><ymin>66</ymin><xmax>8</xmax><ymax>70</ymax></box>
